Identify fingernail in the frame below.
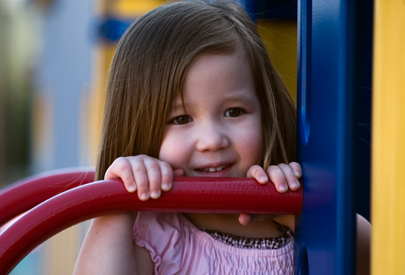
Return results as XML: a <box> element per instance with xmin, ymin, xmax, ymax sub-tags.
<box><xmin>295</xmin><ymin>171</ymin><xmax>301</xmax><ymax>177</ymax></box>
<box><xmin>128</xmin><ymin>185</ymin><xmax>136</xmax><ymax>192</ymax></box>
<box><xmin>259</xmin><ymin>176</ymin><xmax>267</xmax><ymax>183</ymax></box>
<box><xmin>141</xmin><ymin>193</ymin><xmax>149</xmax><ymax>201</ymax></box>
<box><xmin>162</xmin><ymin>183</ymin><xmax>172</xmax><ymax>191</ymax></box>
<box><xmin>278</xmin><ymin>185</ymin><xmax>288</xmax><ymax>192</ymax></box>
<box><xmin>151</xmin><ymin>190</ymin><xmax>161</xmax><ymax>199</ymax></box>
<box><xmin>290</xmin><ymin>181</ymin><xmax>300</xmax><ymax>189</ymax></box>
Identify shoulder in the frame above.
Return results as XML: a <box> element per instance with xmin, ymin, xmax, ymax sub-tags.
<box><xmin>133</xmin><ymin>212</ymin><xmax>202</xmax><ymax>274</ymax></box>
<box><xmin>356</xmin><ymin>214</ymin><xmax>371</xmax><ymax>247</ymax></box>
<box><xmin>356</xmin><ymin>214</ymin><xmax>371</xmax><ymax>275</ymax></box>
<box><xmin>134</xmin><ymin>212</ymin><xmax>189</xmax><ymax>237</ymax></box>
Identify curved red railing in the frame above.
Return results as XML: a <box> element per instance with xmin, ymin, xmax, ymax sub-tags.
<box><xmin>0</xmin><ymin>174</ymin><xmax>302</xmax><ymax>274</ymax></box>
<box><xmin>0</xmin><ymin>168</ymin><xmax>95</xmax><ymax>227</ymax></box>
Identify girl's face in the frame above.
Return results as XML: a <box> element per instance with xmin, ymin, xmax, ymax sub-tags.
<box><xmin>159</xmin><ymin>51</ymin><xmax>262</xmax><ymax>177</ymax></box>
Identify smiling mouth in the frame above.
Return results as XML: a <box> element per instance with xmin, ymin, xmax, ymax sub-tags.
<box><xmin>196</xmin><ymin>164</ymin><xmax>230</xmax><ymax>173</ymax></box>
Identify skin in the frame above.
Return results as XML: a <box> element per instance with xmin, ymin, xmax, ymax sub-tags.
<box><xmin>74</xmin><ymin>51</ymin><xmax>370</xmax><ymax>274</ymax></box>
<box><xmin>74</xmin><ymin>52</ymin><xmax>301</xmax><ymax>275</ymax></box>
<box><xmin>105</xmin><ymin>52</ymin><xmax>301</xmax><ymax>235</ymax></box>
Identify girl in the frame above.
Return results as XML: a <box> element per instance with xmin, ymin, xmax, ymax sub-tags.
<box><xmin>74</xmin><ymin>1</ymin><xmax>369</xmax><ymax>274</ymax></box>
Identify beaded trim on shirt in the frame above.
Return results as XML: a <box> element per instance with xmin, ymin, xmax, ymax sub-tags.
<box><xmin>202</xmin><ymin>222</ymin><xmax>293</xmax><ymax>250</ymax></box>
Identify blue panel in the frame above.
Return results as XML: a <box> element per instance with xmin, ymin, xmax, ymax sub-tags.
<box><xmin>238</xmin><ymin>0</ymin><xmax>257</xmax><ymax>22</ymax></box>
<box><xmin>92</xmin><ymin>18</ymin><xmax>134</xmax><ymax>43</ymax></box>
<box><xmin>294</xmin><ymin>0</ymin><xmax>359</xmax><ymax>274</ymax></box>
<box><xmin>255</xmin><ymin>0</ymin><xmax>297</xmax><ymax>19</ymax></box>
<box><xmin>239</xmin><ymin>0</ymin><xmax>297</xmax><ymax>20</ymax></box>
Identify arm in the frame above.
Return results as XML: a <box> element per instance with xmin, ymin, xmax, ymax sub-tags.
<box><xmin>74</xmin><ymin>155</ymin><xmax>175</xmax><ymax>275</ymax></box>
<box><xmin>73</xmin><ymin>214</ymin><xmax>153</xmax><ymax>275</ymax></box>
<box><xmin>356</xmin><ymin>214</ymin><xmax>371</xmax><ymax>275</ymax></box>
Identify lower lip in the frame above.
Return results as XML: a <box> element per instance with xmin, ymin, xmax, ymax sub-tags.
<box><xmin>193</xmin><ymin>164</ymin><xmax>234</xmax><ymax>177</ymax></box>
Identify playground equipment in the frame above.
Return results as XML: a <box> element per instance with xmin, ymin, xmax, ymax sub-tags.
<box><xmin>0</xmin><ymin>170</ymin><xmax>302</xmax><ymax>274</ymax></box>
<box><xmin>1</xmin><ymin>0</ymin><xmax>404</xmax><ymax>274</ymax></box>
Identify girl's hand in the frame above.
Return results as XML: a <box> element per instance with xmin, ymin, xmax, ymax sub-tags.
<box><xmin>105</xmin><ymin>155</ymin><xmax>184</xmax><ymax>201</ymax></box>
<box><xmin>239</xmin><ymin>162</ymin><xmax>302</xmax><ymax>226</ymax></box>
<box><xmin>247</xmin><ymin>162</ymin><xmax>302</xmax><ymax>192</ymax></box>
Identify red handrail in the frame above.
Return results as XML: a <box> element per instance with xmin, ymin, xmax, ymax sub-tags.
<box><xmin>0</xmin><ymin>176</ymin><xmax>302</xmax><ymax>274</ymax></box>
<box><xmin>0</xmin><ymin>168</ymin><xmax>95</xmax><ymax>227</ymax></box>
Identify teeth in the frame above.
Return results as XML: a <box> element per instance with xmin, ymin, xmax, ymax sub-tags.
<box><xmin>200</xmin><ymin>165</ymin><xmax>227</xmax><ymax>173</ymax></box>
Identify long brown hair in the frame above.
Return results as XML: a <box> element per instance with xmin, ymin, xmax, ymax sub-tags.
<box><xmin>96</xmin><ymin>0</ymin><xmax>296</xmax><ymax>180</ymax></box>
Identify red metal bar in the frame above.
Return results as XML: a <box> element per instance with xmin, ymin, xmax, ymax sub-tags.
<box><xmin>0</xmin><ymin>177</ymin><xmax>302</xmax><ymax>274</ymax></box>
<box><xmin>0</xmin><ymin>168</ymin><xmax>95</xmax><ymax>227</ymax></box>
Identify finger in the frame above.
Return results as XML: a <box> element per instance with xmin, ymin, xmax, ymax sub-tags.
<box><xmin>159</xmin><ymin>161</ymin><xmax>174</xmax><ymax>192</ymax></box>
<box><xmin>130</xmin><ymin>159</ymin><xmax>150</xmax><ymax>201</ymax></box>
<box><xmin>278</xmin><ymin>163</ymin><xmax>300</xmax><ymax>191</ymax></box>
<box><xmin>267</xmin><ymin>165</ymin><xmax>288</xmax><ymax>193</ymax></box>
<box><xmin>143</xmin><ymin>158</ymin><xmax>162</xmax><ymax>199</ymax></box>
<box><xmin>238</xmin><ymin>213</ymin><xmax>256</xmax><ymax>226</ymax></box>
<box><xmin>289</xmin><ymin>162</ymin><xmax>302</xmax><ymax>178</ymax></box>
<box><xmin>238</xmin><ymin>213</ymin><xmax>275</xmax><ymax>225</ymax></box>
<box><xmin>105</xmin><ymin>157</ymin><xmax>136</xmax><ymax>193</ymax></box>
<box><xmin>246</xmin><ymin>165</ymin><xmax>268</xmax><ymax>184</ymax></box>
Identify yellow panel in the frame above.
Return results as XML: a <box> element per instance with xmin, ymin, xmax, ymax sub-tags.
<box><xmin>43</xmin><ymin>225</ymin><xmax>83</xmax><ymax>275</ymax></box>
<box><xmin>257</xmin><ymin>20</ymin><xmax>297</xmax><ymax>104</ymax></box>
<box><xmin>371</xmin><ymin>0</ymin><xmax>405</xmax><ymax>274</ymax></box>
<box><xmin>112</xmin><ymin>0</ymin><xmax>165</xmax><ymax>17</ymax></box>
<box><xmin>96</xmin><ymin>0</ymin><xmax>165</xmax><ymax>17</ymax></box>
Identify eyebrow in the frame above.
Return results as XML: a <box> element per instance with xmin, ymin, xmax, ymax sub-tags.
<box><xmin>170</xmin><ymin>90</ymin><xmax>258</xmax><ymax>113</ymax></box>
<box><xmin>222</xmin><ymin>92</ymin><xmax>257</xmax><ymax>103</ymax></box>
<box><xmin>170</xmin><ymin>99</ymin><xmax>187</xmax><ymax>114</ymax></box>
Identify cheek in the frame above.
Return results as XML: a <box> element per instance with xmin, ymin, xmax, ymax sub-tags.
<box><xmin>236</xmin><ymin>120</ymin><xmax>263</xmax><ymax>165</ymax></box>
<box><xmin>158</xmin><ymin>132</ymin><xmax>189</xmax><ymax>168</ymax></box>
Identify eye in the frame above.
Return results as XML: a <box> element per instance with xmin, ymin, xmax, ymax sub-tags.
<box><xmin>170</xmin><ymin>115</ymin><xmax>193</xmax><ymax>125</ymax></box>
<box><xmin>224</xmin><ymin>108</ymin><xmax>244</xmax><ymax>117</ymax></box>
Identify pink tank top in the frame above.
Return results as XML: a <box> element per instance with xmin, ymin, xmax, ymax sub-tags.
<box><xmin>133</xmin><ymin>212</ymin><xmax>294</xmax><ymax>274</ymax></box>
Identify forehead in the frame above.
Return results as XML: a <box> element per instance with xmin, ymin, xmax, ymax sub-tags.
<box><xmin>171</xmin><ymin>51</ymin><xmax>258</xmax><ymax>110</ymax></box>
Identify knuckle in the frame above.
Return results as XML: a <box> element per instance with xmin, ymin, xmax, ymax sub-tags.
<box><xmin>267</xmin><ymin>165</ymin><xmax>277</xmax><ymax>171</ymax></box>
<box><xmin>161</xmin><ymin>175</ymin><xmax>172</xmax><ymax>184</ymax></box>
<box><xmin>247</xmin><ymin>165</ymin><xmax>261</xmax><ymax>177</ymax></box>
<box><xmin>135</xmin><ymin>179</ymin><xmax>148</xmax><ymax>189</ymax></box>
<box><xmin>148</xmin><ymin>162</ymin><xmax>161</xmax><ymax>172</ymax></box>
<box><xmin>148</xmin><ymin>176</ymin><xmax>161</xmax><ymax>187</ymax></box>
<box><xmin>159</xmin><ymin>160</ymin><xmax>172</xmax><ymax>169</ymax></box>
<box><xmin>267</xmin><ymin>165</ymin><xmax>280</xmax><ymax>174</ymax></box>
<box><xmin>114</xmin><ymin>157</ymin><xmax>128</xmax><ymax>166</ymax></box>
<box><xmin>133</xmin><ymin>166</ymin><xmax>146</xmax><ymax>174</ymax></box>
<box><xmin>253</xmin><ymin>166</ymin><xmax>263</xmax><ymax>175</ymax></box>
<box><xmin>289</xmin><ymin>162</ymin><xmax>302</xmax><ymax>171</ymax></box>
<box><xmin>278</xmin><ymin>163</ymin><xmax>289</xmax><ymax>170</ymax></box>
<box><xmin>121</xmin><ymin>174</ymin><xmax>134</xmax><ymax>182</ymax></box>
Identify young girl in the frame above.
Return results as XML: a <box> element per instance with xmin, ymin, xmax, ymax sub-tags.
<box><xmin>74</xmin><ymin>1</ymin><xmax>369</xmax><ymax>274</ymax></box>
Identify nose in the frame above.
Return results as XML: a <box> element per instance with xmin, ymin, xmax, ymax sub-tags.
<box><xmin>195</xmin><ymin>121</ymin><xmax>230</xmax><ymax>152</ymax></box>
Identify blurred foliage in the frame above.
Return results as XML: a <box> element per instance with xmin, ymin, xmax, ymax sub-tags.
<box><xmin>0</xmin><ymin>1</ymin><xmax>40</xmax><ymax>187</ymax></box>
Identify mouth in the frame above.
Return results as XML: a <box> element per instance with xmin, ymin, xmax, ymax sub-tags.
<box><xmin>194</xmin><ymin>164</ymin><xmax>232</xmax><ymax>173</ymax></box>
